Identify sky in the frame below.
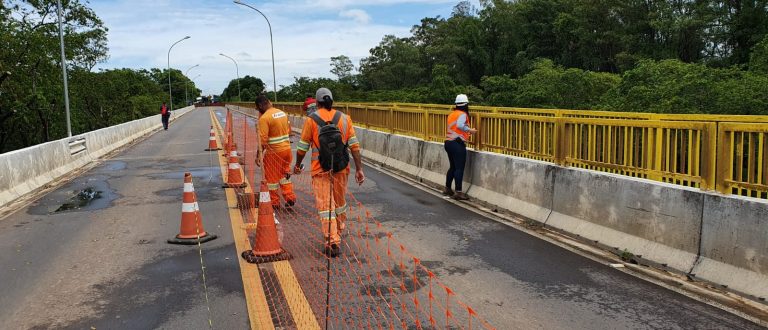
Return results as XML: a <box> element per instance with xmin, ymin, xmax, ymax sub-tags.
<box><xmin>89</xmin><ymin>0</ymin><xmax>478</xmax><ymax>96</ymax></box>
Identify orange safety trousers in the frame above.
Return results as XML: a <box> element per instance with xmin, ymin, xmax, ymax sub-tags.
<box><xmin>312</xmin><ymin>171</ymin><xmax>349</xmax><ymax>245</ymax></box>
<box><xmin>264</xmin><ymin>149</ymin><xmax>296</xmax><ymax>207</ymax></box>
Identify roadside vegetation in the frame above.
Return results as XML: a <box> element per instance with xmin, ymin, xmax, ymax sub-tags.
<box><xmin>273</xmin><ymin>1</ymin><xmax>768</xmax><ymax>116</ymax></box>
<box><xmin>0</xmin><ymin>1</ymin><xmax>199</xmax><ymax>153</ymax></box>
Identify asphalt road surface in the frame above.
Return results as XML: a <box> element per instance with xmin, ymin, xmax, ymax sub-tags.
<box><xmin>0</xmin><ymin>107</ymin><xmax>761</xmax><ymax>329</ymax></box>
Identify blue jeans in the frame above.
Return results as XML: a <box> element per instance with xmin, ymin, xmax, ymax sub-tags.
<box><xmin>444</xmin><ymin>139</ymin><xmax>467</xmax><ymax>192</ymax></box>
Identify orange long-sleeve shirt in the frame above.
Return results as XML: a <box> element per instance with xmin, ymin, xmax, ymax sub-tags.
<box><xmin>258</xmin><ymin>107</ymin><xmax>292</xmax><ymax>153</ymax></box>
<box><xmin>296</xmin><ymin>108</ymin><xmax>360</xmax><ymax>176</ymax></box>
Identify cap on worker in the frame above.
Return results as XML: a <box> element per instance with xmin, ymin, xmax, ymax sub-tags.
<box><xmin>455</xmin><ymin>94</ymin><xmax>469</xmax><ymax>106</ymax></box>
<box><xmin>316</xmin><ymin>88</ymin><xmax>333</xmax><ymax>102</ymax></box>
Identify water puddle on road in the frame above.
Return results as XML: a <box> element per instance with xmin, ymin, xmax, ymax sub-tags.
<box><xmin>55</xmin><ymin>187</ymin><xmax>103</xmax><ymax>212</ymax></box>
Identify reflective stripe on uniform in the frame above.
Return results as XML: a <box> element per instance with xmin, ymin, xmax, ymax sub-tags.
<box><xmin>268</xmin><ymin>134</ymin><xmax>290</xmax><ymax>144</ymax></box>
<box><xmin>318</xmin><ymin>210</ymin><xmax>337</xmax><ymax>219</ymax></box>
<box><xmin>297</xmin><ymin>140</ymin><xmax>310</xmax><ymax>152</ymax></box>
<box><xmin>347</xmin><ymin>136</ymin><xmax>359</xmax><ymax>146</ymax></box>
<box><xmin>267</xmin><ymin>183</ymin><xmax>280</xmax><ymax>190</ymax></box>
<box><xmin>279</xmin><ymin>177</ymin><xmax>291</xmax><ymax>185</ymax></box>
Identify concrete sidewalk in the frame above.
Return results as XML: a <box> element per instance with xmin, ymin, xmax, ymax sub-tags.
<box><xmin>0</xmin><ymin>108</ymin><xmax>248</xmax><ymax>329</ymax></box>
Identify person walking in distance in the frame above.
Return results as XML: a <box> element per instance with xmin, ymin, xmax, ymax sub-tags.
<box><xmin>294</xmin><ymin>88</ymin><xmax>364</xmax><ymax>257</ymax></box>
<box><xmin>443</xmin><ymin>94</ymin><xmax>477</xmax><ymax>200</ymax></box>
<box><xmin>256</xmin><ymin>94</ymin><xmax>297</xmax><ymax>209</ymax></box>
<box><xmin>160</xmin><ymin>102</ymin><xmax>171</xmax><ymax>130</ymax></box>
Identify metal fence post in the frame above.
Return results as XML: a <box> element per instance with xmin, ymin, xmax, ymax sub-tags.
<box><xmin>712</xmin><ymin>123</ymin><xmax>728</xmax><ymax>193</ymax></box>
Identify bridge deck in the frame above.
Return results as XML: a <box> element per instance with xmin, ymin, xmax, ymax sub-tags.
<box><xmin>0</xmin><ymin>108</ymin><xmax>760</xmax><ymax>329</ymax></box>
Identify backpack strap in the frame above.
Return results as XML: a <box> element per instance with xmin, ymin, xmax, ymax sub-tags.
<box><xmin>330</xmin><ymin>111</ymin><xmax>343</xmax><ymax>125</ymax></box>
<box><xmin>309</xmin><ymin>112</ymin><xmax>326</xmax><ymax>127</ymax></box>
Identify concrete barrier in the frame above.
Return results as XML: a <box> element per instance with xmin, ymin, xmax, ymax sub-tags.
<box><xmin>546</xmin><ymin>167</ymin><xmax>702</xmax><ymax>273</ymax></box>
<box><xmin>322</xmin><ymin>121</ymin><xmax>768</xmax><ymax>299</ymax></box>
<box><xmin>0</xmin><ymin>106</ymin><xmax>195</xmax><ymax>208</ymax></box>
<box><xmin>694</xmin><ymin>195</ymin><xmax>768</xmax><ymax>299</ymax></box>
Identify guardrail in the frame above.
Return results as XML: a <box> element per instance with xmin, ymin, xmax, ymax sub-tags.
<box><xmin>228</xmin><ymin>101</ymin><xmax>768</xmax><ymax>199</ymax></box>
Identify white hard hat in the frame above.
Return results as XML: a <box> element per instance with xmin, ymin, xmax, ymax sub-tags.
<box><xmin>455</xmin><ymin>94</ymin><xmax>469</xmax><ymax>106</ymax></box>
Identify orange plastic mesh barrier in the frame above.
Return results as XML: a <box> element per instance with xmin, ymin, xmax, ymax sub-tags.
<box><xmin>222</xmin><ymin>107</ymin><xmax>495</xmax><ymax>329</ymax></box>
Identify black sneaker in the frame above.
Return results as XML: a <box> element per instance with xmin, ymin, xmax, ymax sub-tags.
<box><xmin>330</xmin><ymin>244</ymin><xmax>340</xmax><ymax>258</ymax></box>
<box><xmin>442</xmin><ymin>188</ymin><xmax>454</xmax><ymax>196</ymax></box>
<box><xmin>285</xmin><ymin>199</ymin><xmax>296</xmax><ymax>207</ymax></box>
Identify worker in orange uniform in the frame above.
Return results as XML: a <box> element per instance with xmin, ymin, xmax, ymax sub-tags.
<box><xmin>294</xmin><ymin>87</ymin><xmax>365</xmax><ymax>258</ymax></box>
<box><xmin>256</xmin><ymin>94</ymin><xmax>297</xmax><ymax>209</ymax></box>
<box><xmin>443</xmin><ymin>94</ymin><xmax>477</xmax><ymax>200</ymax></box>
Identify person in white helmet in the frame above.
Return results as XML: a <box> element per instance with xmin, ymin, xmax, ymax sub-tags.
<box><xmin>443</xmin><ymin>94</ymin><xmax>477</xmax><ymax>200</ymax></box>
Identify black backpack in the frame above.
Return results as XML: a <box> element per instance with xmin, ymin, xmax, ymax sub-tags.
<box><xmin>310</xmin><ymin>111</ymin><xmax>350</xmax><ymax>173</ymax></box>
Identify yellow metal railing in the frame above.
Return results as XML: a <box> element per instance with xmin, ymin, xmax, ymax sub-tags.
<box><xmin>226</xmin><ymin>101</ymin><xmax>768</xmax><ymax>200</ymax></box>
<box><xmin>717</xmin><ymin>123</ymin><xmax>768</xmax><ymax>199</ymax></box>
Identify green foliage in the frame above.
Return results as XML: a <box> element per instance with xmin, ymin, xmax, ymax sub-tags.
<box><xmin>0</xmin><ymin>1</ymin><xmax>199</xmax><ymax>152</ymax></box>
<box><xmin>750</xmin><ymin>36</ymin><xmax>768</xmax><ymax>73</ymax></box>
<box><xmin>358</xmin><ymin>35</ymin><xmax>426</xmax><ymax>90</ymax></box>
<box><xmin>602</xmin><ymin>59</ymin><xmax>768</xmax><ymax>115</ymax></box>
<box><xmin>276</xmin><ymin>0</ymin><xmax>767</xmax><ymax>116</ymax></box>
<box><xmin>330</xmin><ymin>55</ymin><xmax>356</xmax><ymax>85</ymax></box>
<box><xmin>221</xmin><ymin>75</ymin><xmax>265</xmax><ymax>102</ymax></box>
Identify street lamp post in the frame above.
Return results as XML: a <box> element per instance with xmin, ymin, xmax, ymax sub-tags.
<box><xmin>167</xmin><ymin>36</ymin><xmax>190</xmax><ymax>112</ymax></box>
<box><xmin>190</xmin><ymin>74</ymin><xmax>201</xmax><ymax>103</ymax></box>
<box><xmin>233</xmin><ymin>0</ymin><xmax>278</xmax><ymax>102</ymax></box>
<box><xmin>219</xmin><ymin>53</ymin><xmax>241</xmax><ymax>101</ymax></box>
<box><xmin>184</xmin><ymin>64</ymin><xmax>199</xmax><ymax>105</ymax></box>
<box><xmin>56</xmin><ymin>0</ymin><xmax>72</xmax><ymax>137</ymax></box>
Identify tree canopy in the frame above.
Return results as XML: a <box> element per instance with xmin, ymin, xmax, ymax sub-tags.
<box><xmin>0</xmin><ymin>0</ymin><xmax>200</xmax><ymax>153</ymax></box>
<box><xmin>276</xmin><ymin>0</ymin><xmax>768</xmax><ymax>115</ymax></box>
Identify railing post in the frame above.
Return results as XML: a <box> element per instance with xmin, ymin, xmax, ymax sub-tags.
<box><xmin>423</xmin><ymin>110</ymin><xmax>429</xmax><ymax>141</ymax></box>
<box><xmin>647</xmin><ymin>127</ymin><xmax>663</xmax><ymax>182</ymax></box>
<box><xmin>554</xmin><ymin>118</ymin><xmax>566</xmax><ymax>166</ymax></box>
<box><xmin>389</xmin><ymin>106</ymin><xmax>395</xmax><ymax>133</ymax></box>
<box><xmin>474</xmin><ymin>113</ymin><xmax>482</xmax><ymax>150</ymax></box>
<box><xmin>713</xmin><ymin>123</ymin><xmax>728</xmax><ymax>193</ymax></box>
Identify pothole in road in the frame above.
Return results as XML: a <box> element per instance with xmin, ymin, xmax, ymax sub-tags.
<box><xmin>55</xmin><ymin>187</ymin><xmax>103</xmax><ymax>212</ymax></box>
<box><xmin>27</xmin><ymin>177</ymin><xmax>119</xmax><ymax>215</ymax></box>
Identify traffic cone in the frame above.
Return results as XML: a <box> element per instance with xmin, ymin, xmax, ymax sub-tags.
<box><xmin>223</xmin><ymin>150</ymin><xmax>247</xmax><ymax>188</ymax></box>
<box><xmin>168</xmin><ymin>172</ymin><xmax>217</xmax><ymax>245</ymax></box>
<box><xmin>242</xmin><ymin>181</ymin><xmax>291</xmax><ymax>264</ymax></box>
<box><xmin>204</xmin><ymin>126</ymin><xmax>221</xmax><ymax>151</ymax></box>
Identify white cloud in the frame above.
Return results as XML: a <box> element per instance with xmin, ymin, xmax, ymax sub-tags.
<box><xmin>89</xmin><ymin>0</ymin><xmax>458</xmax><ymax>95</ymax></box>
<box><xmin>339</xmin><ymin>9</ymin><xmax>371</xmax><ymax>24</ymax></box>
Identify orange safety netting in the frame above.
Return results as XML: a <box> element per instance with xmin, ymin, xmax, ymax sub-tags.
<box><xmin>221</xmin><ymin>107</ymin><xmax>495</xmax><ymax>330</ymax></box>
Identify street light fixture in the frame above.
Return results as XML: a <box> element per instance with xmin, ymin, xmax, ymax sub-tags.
<box><xmin>219</xmin><ymin>53</ymin><xmax>241</xmax><ymax>101</ymax></box>
<box><xmin>56</xmin><ymin>0</ymin><xmax>72</xmax><ymax>137</ymax></box>
<box><xmin>185</xmin><ymin>64</ymin><xmax>199</xmax><ymax>105</ymax></box>
<box><xmin>233</xmin><ymin>0</ymin><xmax>278</xmax><ymax>102</ymax></box>
<box><xmin>167</xmin><ymin>36</ymin><xmax>191</xmax><ymax>112</ymax></box>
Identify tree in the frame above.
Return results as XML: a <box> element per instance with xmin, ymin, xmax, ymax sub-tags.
<box><xmin>358</xmin><ymin>35</ymin><xmax>426</xmax><ymax>90</ymax></box>
<box><xmin>330</xmin><ymin>55</ymin><xmax>356</xmax><ymax>84</ymax></box>
<box><xmin>0</xmin><ymin>0</ymin><xmax>108</xmax><ymax>152</ymax></box>
<box><xmin>222</xmin><ymin>75</ymin><xmax>265</xmax><ymax>102</ymax></box>
<box><xmin>750</xmin><ymin>35</ymin><xmax>768</xmax><ymax>73</ymax></box>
